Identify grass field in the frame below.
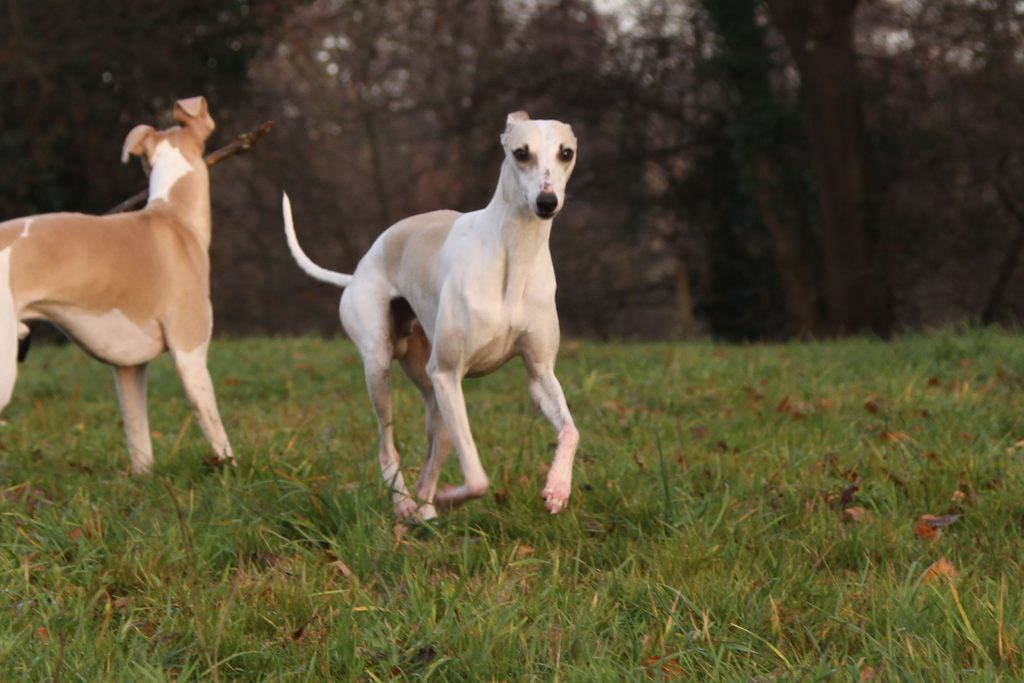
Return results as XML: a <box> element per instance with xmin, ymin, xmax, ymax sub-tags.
<box><xmin>1</xmin><ymin>328</ymin><xmax>1023</xmax><ymax>680</ymax></box>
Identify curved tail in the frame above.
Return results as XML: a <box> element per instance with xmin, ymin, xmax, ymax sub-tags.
<box><xmin>282</xmin><ymin>192</ymin><xmax>352</xmax><ymax>288</ymax></box>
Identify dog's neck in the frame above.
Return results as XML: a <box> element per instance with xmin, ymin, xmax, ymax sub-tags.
<box><xmin>144</xmin><ymin>142</ymin><xmax>212</xmax><ymax>250</ymax></box>
<box><xmin>484</xmin><ymin>162</ymin><xmax>553</xmax><ymax>304</ymax></box>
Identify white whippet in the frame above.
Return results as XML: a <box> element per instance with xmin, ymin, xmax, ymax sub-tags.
<box><xmin>283</xmin><ymin>111</ymin><xmax>580</xmax><ymax>519</ymax></box>
<box><xmin>0</xmin><ymin>96</ymin><xmax>235</xmax><ymax>474</ymax></box>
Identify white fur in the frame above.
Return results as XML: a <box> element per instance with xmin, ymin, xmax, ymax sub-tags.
<box><xmin>172</xmin><ymin>342</ymin><xmax>234</xmax><ymax>465</ymax></box>
<box><xmin>41</xmin><ymin>306</ymin><xmax>164</xmax><ymax>367</ymax></box>
<box><xmin>283</xmin><ymin>115</ymin><xmax>580</xmax><ymax>517</ymax></box>
<box><xmin>0</xmin><ymin>248</ymin><xmax>18</xmax><ymax>411</ymax></box>
<box><xmin>282</xmin><ymin>194</ymin><xmax>351</xmax><ymax>288</ymax></box>
<box><xmin>147</xmin><ymin>140</ymin><xmax>192</xmax><ymax>204</ymax></box>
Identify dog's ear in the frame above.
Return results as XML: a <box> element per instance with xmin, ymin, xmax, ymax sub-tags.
<box><xmin>501</xmin><ymin>111</ymin><xmax>530</xmax><ymax>145</ymax></box>
<box><xmin>173</xmin><ymin>96</ymin><xmax>216</xmax><ymax>140</ymax></box>
<box><xmin>505</xmin><ymin>111</ymin><xmax>530</xmax><ymax>130</ymax></box>
<box><xmin>121</xmin><ymin>124</ymin><xmax>156</xmax><ymax>164</ymax></box>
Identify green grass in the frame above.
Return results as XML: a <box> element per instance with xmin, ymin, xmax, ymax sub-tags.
<box><xmin>2</xmin><ymin>328</ymin><xmax>1024</xmax><ymax>680</ymax></box>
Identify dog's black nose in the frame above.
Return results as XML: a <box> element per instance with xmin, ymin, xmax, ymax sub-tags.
<box><xmin>536</xmin><ymin>192</ymin><xmax>559</xmax><ymax>217</ymax></box>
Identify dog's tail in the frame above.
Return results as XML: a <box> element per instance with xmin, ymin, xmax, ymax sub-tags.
<box><xmin>282</xmin><ymin>192</ymin><xmax>352</xmax><ymax>288</ymax></box>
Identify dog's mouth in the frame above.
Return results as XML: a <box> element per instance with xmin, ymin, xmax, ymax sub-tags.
<box><xmin>534</xmin><ymin>207</ymin><xmax>558</xmax><ymax>219</ymax></box>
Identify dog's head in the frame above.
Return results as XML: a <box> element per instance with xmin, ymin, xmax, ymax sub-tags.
<box><xmin>500</xmin><ymin>111</ymin><xmax>577</xmax><ymax>220</ymax></box>
<box><xmin>121</xmin><ymin>96</ymin><xmax>216</xmax><ymax>174</ymax></box>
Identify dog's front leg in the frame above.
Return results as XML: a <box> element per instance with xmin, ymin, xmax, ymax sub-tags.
<box><xmin>525</xmin><ymin>360</ymin><xmax>579</xmax><ymax>514</ymax></box>
<box><xmin>428</xmin><ymin>367</ymin><xmax>490</xmax><ymax>506</ymax></box>
<box><xmin>171</xmin><ymin>344</ymin><xmax>235</xmax><ymax>467</ymax></box>
<box><xmin>113</xmin><ymin>364</ymin><xmax>154</xmax><ymax>475</ymax></box>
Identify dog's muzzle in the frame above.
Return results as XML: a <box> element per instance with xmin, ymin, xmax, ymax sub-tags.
<box><xmin>535</xmin><ymin>192</ymin><xmax>559</xmax><ymax>218</ymax></box>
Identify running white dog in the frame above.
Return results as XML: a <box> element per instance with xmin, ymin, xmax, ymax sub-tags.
<box><xmin>283</xmin><ymin>111</ymin><xmax>579</xmax><ymax>519</ymax></box>
<box><xmin>0</xmin><ymin>97</ymin><xmax>235</xmax><ymax>474</ymax></box>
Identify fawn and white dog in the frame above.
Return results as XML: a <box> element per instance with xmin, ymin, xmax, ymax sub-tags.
<box><xmin>283</xmin><ymin>111</ymin><xmax>580</xmax><ymax>519</ymax></box>
<box><xmin>0</xmin><ymin>97</ymin><xmax>235</xmax><ymax>474</ymax></box>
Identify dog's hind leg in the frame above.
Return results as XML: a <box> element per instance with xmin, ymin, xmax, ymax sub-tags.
<box><xmin>113</xmin><ymin>364</ymin><xmax>154</xmax><ymax>474</ymax></box>
<box><xmin>342</xmin><ymin>288</ymin><xmax>415</xmax><ymax>517</ymax></box>
<box><xmin>0</xmin><ymin>250</ymin><xmax>20</xmax><ymax>414</ymax></box>
<box><xmin>397</xmin><ymin>322</ymin><xmax>451</xmax><ymax>521</ymax></box>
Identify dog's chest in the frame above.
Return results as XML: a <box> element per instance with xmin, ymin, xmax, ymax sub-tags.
<box><xmin>458</xmin><ymin>300</ymin><xmax>537</xmax><ymax>376</ymax></box>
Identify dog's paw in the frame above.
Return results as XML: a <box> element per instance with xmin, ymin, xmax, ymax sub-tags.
<box><xmin>211</xmin><ymin>455</ymin><xmax>237</xmax><ymax>469</ymax></box>
<box><xmin>541</xmin><ymin>482</ymin><xmax>571</xmax><ymax>514</ymax></box>
<box><xmin>395</xmin><ymin>497</ymin><xmax>438</xmax><ymax>522</ymax></box>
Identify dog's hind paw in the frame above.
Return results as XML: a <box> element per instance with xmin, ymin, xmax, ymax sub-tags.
<box><xmin>395</xmin><ymin>497</ymin><xmax>437</xmax><ymax>522</ymax></box>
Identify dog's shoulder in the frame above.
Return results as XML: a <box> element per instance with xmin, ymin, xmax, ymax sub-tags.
<box><xmin>378</xmin><ymin>210</ymin><xmax>462</xmax><ymax>273</ymax></box>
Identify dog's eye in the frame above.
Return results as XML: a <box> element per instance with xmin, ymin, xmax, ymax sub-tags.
<box><xmin>513</xmin><ymin>147</ymin><xmax>530</xmax><ymax>162</ymax></box>
<box><xmin>559</xmin><ymin>148</ymin><xmax>575</xmax><ymax>162</ymax></box>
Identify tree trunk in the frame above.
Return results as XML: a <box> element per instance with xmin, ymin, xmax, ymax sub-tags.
<box><xmin>702</xmin><ymin>0</ymin><xmax>821</xmax><ymax>336</ymax></box>
<box><xmin>765</xmin><ymin>0</ymin><xmax>874</xmax><ymax>334</ymax></box>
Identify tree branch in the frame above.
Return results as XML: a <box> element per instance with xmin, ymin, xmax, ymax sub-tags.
<box><xmin>105</xmin><ymin>119</ymin><xmax>275</xmax><ymax>215</ymax></box>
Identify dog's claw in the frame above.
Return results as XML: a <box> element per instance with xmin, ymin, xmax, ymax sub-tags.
<box><xmin>541</xmin><ymin>485</ymin><xmax>571</xmax><ymax>514</ymax></box>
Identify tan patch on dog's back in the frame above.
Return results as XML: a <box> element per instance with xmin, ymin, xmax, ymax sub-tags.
<box><xmin>381</xmin><ymin>210</ymin><xmax>461</xmax><ymax>293</ymax></box>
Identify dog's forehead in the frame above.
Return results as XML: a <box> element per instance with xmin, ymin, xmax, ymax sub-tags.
<box><xmin>506</xmin><ymin>120</ymin><xmax>576</xmax><ymax>149</ymax></box>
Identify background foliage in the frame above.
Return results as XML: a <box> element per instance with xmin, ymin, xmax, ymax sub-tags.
<box><xmin>3</xmin><ymin>0</ymin><xmax>1024</xmax><ymax>340</ymax></box>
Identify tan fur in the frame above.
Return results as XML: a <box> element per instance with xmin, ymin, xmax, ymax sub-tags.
<box><xmin>0</xmin><ymin>96</ymin><xmax>233</xmax><ymax>473</ymax></box>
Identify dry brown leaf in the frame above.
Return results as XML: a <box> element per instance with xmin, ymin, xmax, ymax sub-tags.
<box><xmin>330</xmin><ymin>559</ymin><xmax>356</xmax><ymax>579</ymax></box>
<box><xmin>514</xmin><ymin>544</ymin><xmax>536</xmax><ymax>560</ymax></box>
<box><xmin>864</xmin><ymin>399</ymin><xmax>881</xmax><ymax>414</ymax></box>
<box><xmin>392</xmin><ymin>522</ymin><xmax>409</xmax><ymax>548</ymax></box>
<box><xmin>641</xmin><ymin>655</ymin><xmax>686</xmax><ymax>679</ymax></box>
<box><xmin>776</xmin><ymin>395</ymin><xmax>812</xmax><ymax>418</ymax></box>
<box><xmin>914</xmin><ymin>513</ymin><xmax>959</xmax><ymax>541</ymax></box>
<box><xmin>860</xmin><ymin>664</ymin><xmax>880</xmax><ymax>681</ymax></box>
<box><xmin>922</xmin><ymin>556</ymin><xmax>957</xmax><ymax>583</ymax></box>
<box><xmin>880</xmin><ymin>430</ymin><xmax>913</xmax><ymax>443</ymax></box>
<box><xmin>35</xmin><ymin>627</ymin><xmax>49</xmax><ymax>641</ymax></box>
<box><xmin>844</xmin><ymin>506</ymin><xmax>872</xmax><ymax>523</ymax></box>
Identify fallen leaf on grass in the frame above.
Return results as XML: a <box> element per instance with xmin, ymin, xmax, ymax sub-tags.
<box><xmin>35</xmin><ymin>627</ymin><xmax>49</xmax><ymax>641</ymax></box>
<box><xmin>864</xmin><ymin>399</ymin><xmax>882</xmax><ymax>414</ymax></box>
<box><xmin>776</xmin><ymin>395</ymin><xmax>812</xmax><ymax>418</ymax></box>
<box><xmin>514</xmin><ymin>544</ymin><xmax>535</xmax><ymax>560</ymax></box>
<box><xmin>880</xmin><ymin>430</ymin><xmax>913</xmax><ymax>443</ymax></box>
<box><xmin>951</xmin><ymin>476</ymin><xmax>978</xmax><ymax>506</ymax></box>
<box><xmin>922</xmin><ymin>556</ymin><xmax>957</xmax><ymax>583</ymax></box>
<box><xmin>641</xmin><ymin>654</ymin><xmax>686</xmax><ymax>679</ymax></box>
<box><xmin>839</xmin><ymin>479</ymin><xmax>862</xmax><ymax>507</ymax></box>
<box><xmin>915</xmin><ymin>513</ymin><xmax>960</xmax><ymax>541</ymax></box>
<box><xmin>844</xmin><ymin>506</ymin><xmax>872</xmax><ymax>523</ymax></box>
<box><xmin>330</xmin><ymin>559</ymin><xmax>356</xmax><ymax>579</ymax></box>
<box><xmin>602</xmin><ymin>400</ymin><xmax>632</xmax><ymax>426</ymax></box>
<box><xmin>860</xmin><ymin>664</ymin><xmax>880</xmax><ymax>681</ymax></box>
<box><xmin>392</xmin><ymin>523</ymin><xmax>409</xmax><ymax>548</ymax></box>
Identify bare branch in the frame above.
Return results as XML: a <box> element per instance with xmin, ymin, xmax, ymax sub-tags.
<box><xmin>105</xmin><ymin>119</ymin><xmax>275</xmax><ymax>215</ymax></box>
